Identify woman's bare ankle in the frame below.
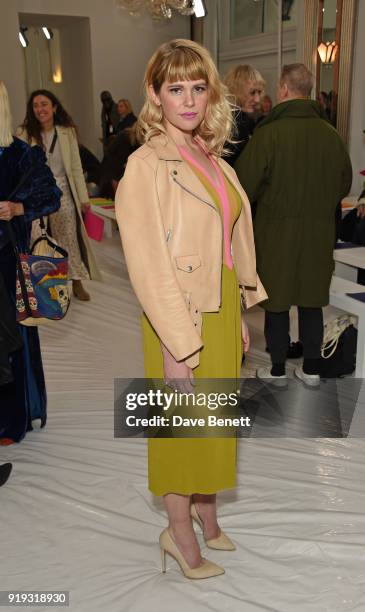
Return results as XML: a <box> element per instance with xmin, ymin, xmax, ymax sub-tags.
<box><xmin>169</xmin><ymin>523</ymin><xmax>202</xmax><ymax>568</ymax></box>
<box><xmin>192</xmin><ymin>496</ymin><xmax>220</xmax><ymax>540</ymax></box>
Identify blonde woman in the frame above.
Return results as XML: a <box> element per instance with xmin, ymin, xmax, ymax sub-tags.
<box><xmin>116</xmin><ymin>39</ymin><xmax>267</xmax><ymax>579</ymax></box>
<box><xmin>223</xmin><ymin>64</ymin><xmax>266</xmax><ymax>166</ymax></box>
<box><xmin>18</xmin><ymin>90</ymin><xmax>101</xmax><ymax>301</ymax></box>
<box><xmin>116</xmin><ymin>99</ymin><xmax>137</xmax><ymax>133</ymax></box>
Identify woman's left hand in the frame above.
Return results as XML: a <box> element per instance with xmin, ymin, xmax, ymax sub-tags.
<box><xmin>0</xmin><ymin>201</ymin><xmax>24</xmax><ymax>221</ymax></box>
<box><xmin>81</xmin><ymin>202</ymin><xmax>90</xmax><ymax>215</ymax></box>
<box><xmin>241</xmin><ymin>317</ymin><xmax>250</xmax><ymax>353</ymax></box>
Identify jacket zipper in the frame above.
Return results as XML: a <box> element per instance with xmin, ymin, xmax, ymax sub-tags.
<box><xmin>169</xmin><ymin>170</ymin><xmax>224</xmax><ymax>305</ymax></box>
<box><xmin>171</xmin><ymin>173</ymin><xmax>218</xmax><ymax>213</ymax></box>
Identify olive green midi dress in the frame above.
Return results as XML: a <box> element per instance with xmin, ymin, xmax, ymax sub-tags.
<box><xmin>143</xmin><ymin>150</ymin><xmax>243</xmax><ymax>496</ymax></box>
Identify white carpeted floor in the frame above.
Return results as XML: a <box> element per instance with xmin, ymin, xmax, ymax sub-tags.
<box><xmin>1</xmin><ymin>234</ymin><xmax>365</xmax><ymax>612</ymax></box>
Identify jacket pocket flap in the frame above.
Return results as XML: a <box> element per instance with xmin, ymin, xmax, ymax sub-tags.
<box><xmin>175</xmin><ymin>255</ymin><xmax>201</xmax><ymax>273</ymax></box>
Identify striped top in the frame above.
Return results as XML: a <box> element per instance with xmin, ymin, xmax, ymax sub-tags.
<box><xmin>178</xmin><ymin>145</ymin><xmax>241</xmax><ymax>269</ymax></box>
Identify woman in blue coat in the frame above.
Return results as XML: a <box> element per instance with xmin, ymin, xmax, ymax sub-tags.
<box><xmin>0</xmin><ymin>81</ymin><xmax>61</xmax><ymax>444</ymax></box>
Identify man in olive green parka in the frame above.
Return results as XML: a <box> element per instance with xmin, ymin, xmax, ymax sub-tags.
<box><xmin>235</xmin><ymin>63</ymin><xmax>352</xmax><ymax>385</ymax></box>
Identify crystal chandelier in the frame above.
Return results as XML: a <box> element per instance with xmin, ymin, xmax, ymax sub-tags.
<box><xmin>116</xmin><ymin>0</ymin><xmax>200</xmax><ymax>20</ymax></box>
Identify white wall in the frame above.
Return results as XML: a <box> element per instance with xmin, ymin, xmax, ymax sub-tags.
<box><xmin>0</xmin><ymin>0</ymin><xmax>190</xmax><ymax>155</ymax></box>
<box><xmin>348</xmin><ymin>0</ymin><xmax>365</xmax><ymax>195</ymax></box>
<box><xmin>58</xmin><ymin>18</ymin><xmax>95</xmax><ymax>152</ymax></box>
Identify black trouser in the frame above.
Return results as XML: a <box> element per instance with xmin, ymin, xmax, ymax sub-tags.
<box><xmin>265</xmin><ymin>307</ymin><xmax>323</xmax><ymax>366</ymax></box>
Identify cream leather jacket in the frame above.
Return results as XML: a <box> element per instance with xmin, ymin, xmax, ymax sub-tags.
<box><xmin>115</xmin><ymin>133</ymin><xmax>267</xmax><ymax>367</ymax></box>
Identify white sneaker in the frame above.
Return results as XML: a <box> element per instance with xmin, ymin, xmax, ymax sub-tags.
<box><xmin>256</xmin><ymin>367</ymin><xmax>287</xmax><ymax>387</ymax></box>
<box><xmin>294</xmin><ymin>366</ymin><xmax>320</xmax><ymax>388</ymax></box>
<box><xmin>31</xmin><ymin>418</ymin><xmax>42</xmax><ymax>429</ymax></box>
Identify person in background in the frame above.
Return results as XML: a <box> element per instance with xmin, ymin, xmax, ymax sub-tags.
<box><xmin>116</xmin><ymin>99</ymin><xmax>137</xmax><ymax>134</ymax></box>
<box><xmin>222</xmin><ymin>64</ymin><xmax>265</xmax><ymax>166</ymax></box>
<box><xmin>327</xmin><ymin>90</ymin><xmax>337</xmax><ymax>126</ymax></box>
<box><xmin>79</xmin><ymin>143</ymin><xmax>102</xmax><ymax>196</ymax></box>
<box><xmin>0</xmin><ymin>81</ymin><xmax>61</xmax><ymax>443</ymax></box>
<box><xmin>261</xmin><ymin>94</ymin><xmax>273</xmax><ymax>116</ymax></box>
<box><xmin>0</xmin><ymin>268</ymin><xmax>22</xmax><ymax>387</ymax></box>
<box><xmin>98</xmin><ymin>125</ymin><xmax>138</xmax><ymax>198</ymax></box>
<box><xmin>18</xmin><ymin>90</ymin><xmax>101</xmax><ymax>301</ymax></box>
<box><xmin>100</xmin><ymin>91</ymin><xmax>119</xmax><ymax>148</ymax></box>
<box><xmin>235</xmin><ymin>63</ymin><xmax>352</xmax><ymax>386</ymax></box>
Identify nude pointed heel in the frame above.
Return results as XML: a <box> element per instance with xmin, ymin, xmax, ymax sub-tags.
<box><xmin>190</xmin><ymin>503</ymin><xmax>236</xmax><ymax>551</ymax></box>
<box><xmin>159</xmin><ymin>528</ymin><xmax>225</xmax><ymax>579</ymax></box>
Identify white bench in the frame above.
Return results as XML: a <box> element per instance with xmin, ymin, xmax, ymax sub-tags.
<box><xmin>334</xmin><ymin>246</ymin><xmax>365</xmax><ymax>282</ymax></box>
<box><xmin>90</xmin><ymin>204</ymin><xmax>117</xmax><ymax>238</ymax></box>
<box><xmin>329</xmin><ymin>275</ymin><xmax>365</xmax><ymax>377</ymax></box>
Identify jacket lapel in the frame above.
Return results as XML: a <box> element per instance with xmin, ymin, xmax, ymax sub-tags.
<box><xmin>150</xmin><ymin>134</ymin><xmax>218</xmax><ymax>211</ymax></box>
<box><xmin>170</xmin><ymin>161</ymin><xmax>219</xmax><ymax>211</ymax></box>
<box><xmin>149</xmin><ymin>133</ymin><xmax>252</xmax><ymax>213</ymax></box>
<box><xmin>56</xmin><ymin>127</ymin><xmax>71</xmax><ymax>176</ymax></box>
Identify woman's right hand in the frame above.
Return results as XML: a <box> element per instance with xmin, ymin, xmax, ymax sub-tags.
<box><xmin>161</xmin><ymin>343</ymin><xmax>195</xmax><ymax>394</ymax></box>
<box><xmin>0</xmin><ymin>201</ymin><xmax>24</xmax><ymax>221</ymax></box>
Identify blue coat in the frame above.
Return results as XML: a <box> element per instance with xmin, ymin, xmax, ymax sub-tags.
<box><xmin>0</xmin><ymin>137</ymin><xmax>61</xmax><ymax>442</ymax></box>
<box><xmin>0</xmin><ymin>137</ymin><xmax>61</xmax><ymax>250</ymax></box>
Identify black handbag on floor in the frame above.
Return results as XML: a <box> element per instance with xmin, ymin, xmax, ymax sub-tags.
<box><xmin>320</xmin><ymin>315</ymin><xmax>357</xmax><ymax>378</ymax></box>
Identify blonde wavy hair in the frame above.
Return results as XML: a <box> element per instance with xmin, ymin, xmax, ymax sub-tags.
<box><xmin>118</xmin><ymin>98</ymin><xmax>133</xmax><ymax>114</ymax></box>
<box><xmin>137</xmin><ymin>39</ymin><xmax>233</xmax><ymax>156</ymax></box>
<box><xmin>224</xmin><ymin>65</ymin><xmax>265</xmax><ymax>110</ymax></box>
<box><xmin>0</xmin><ymin>81</ymin><xmax>13</xmax><ymax>147</ymax></box>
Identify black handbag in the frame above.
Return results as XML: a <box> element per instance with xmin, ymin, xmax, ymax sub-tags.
<box><xmin>340</xmin><ymin>207</ymin><xmax>365</xmax><ymax>245</ymax></box>
<box><xmin>320</xmin><ymin>315</ymin><xmax>357</xmax><ymax>378</ymax></box>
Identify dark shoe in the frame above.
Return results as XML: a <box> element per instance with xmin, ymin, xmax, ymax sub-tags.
<box><xmin>0</xmin><ymin>463</ymin><xmax>12</xmax><ymax>486</ymax></box>
<box><xmin>72</xmin><ymin>280</ymin><xmax>90</xmax><ymax>301</ymax></box>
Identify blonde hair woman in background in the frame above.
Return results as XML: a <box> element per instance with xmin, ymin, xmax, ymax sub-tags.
<box><xmin>116</xmin><ymin>98</ymin><xmax>137</xmax><ymax>133</ymax></box>
<box><xmin>116</xmin><ymin>40</ymin><xmax>266</xmax><ymax>579</ymax></box>
<box><xmin>223</xmin><ymin>64</ymin><xmax>266</xmax><ymax>166</ymax></box>
<box><xmin>18</xmin><ymin>90</ymin><xmax>101</xmax><ymax>301</ymax></box>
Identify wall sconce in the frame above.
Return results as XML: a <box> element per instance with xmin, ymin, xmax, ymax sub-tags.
<box><xmin>194</xmin><ymin>0</ymin><xmax>206</xmax><ymax>18</ymax></box>
<box><xmin>42</xmin><ymin>27</ymin><xmax>53</xmax><ymax>40</ymax></box>
<box><xmin>48</xmin><ymin>28</ymin><xmax>63</xmax><ymax>84</ymax></box>
<box><xmin>52</xmin><ymin>69</ymin><xmax>62</xmax><ymax>83</ymax></box>
<box><xmin>317</xmin><ymin>41</ymin><xmax>338</xmax><ymax>64</ymax></box>
<box><xmin>18</xmin><ymin>27</ymin><xmax>29</xmax><ymax>48</ymax></box>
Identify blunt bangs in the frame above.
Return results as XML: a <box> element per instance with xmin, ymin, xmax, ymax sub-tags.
<box><xmin>153</xmin><ymin>48</ymin><xmax>208</xmax><ymax>92</ymax></box>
